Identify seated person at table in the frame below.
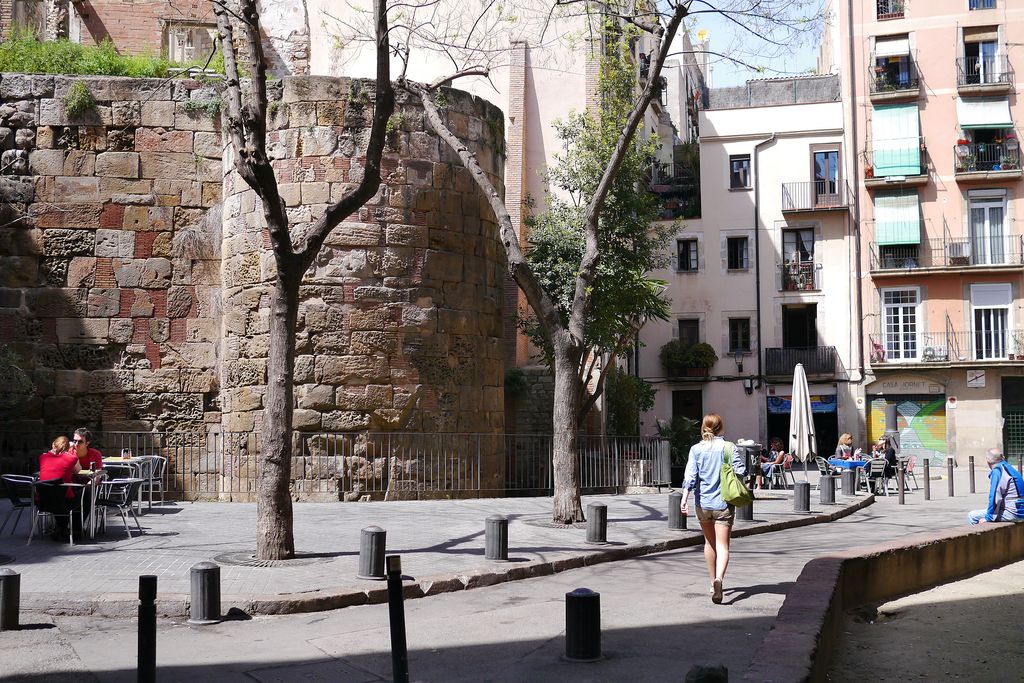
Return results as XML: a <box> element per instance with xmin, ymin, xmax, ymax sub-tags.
<box><xmin>38</xmin><ymin>435</ymin><xmax>81</xmax><ymax>539</ymax></box>
<box><xmin>867</xmin><ymin>437</ymin><xmax>898</xmax><ymax>491</ymax></box>
<box><xmin>758</xmin><ymin>438</ymin><xmax>787</xmax><ymax>488</ymax></box>
<box><xmin>835</xmin><ymin>433</ymin><xmax>854</xmax><ymax>460</ymax></box>
<box><xmin>967</xmin><ymin>449</ymin><xmax>1024</xmax><ymax>525</ymax></box>
<box><xmin>72</xmin><ymin>427</ymin><xmax>103</xmax><ymax>471</ymax></box>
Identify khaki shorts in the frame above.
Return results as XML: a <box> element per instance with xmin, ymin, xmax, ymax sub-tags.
<box><xmin>695</xmin><ymin>505</ymin><xmax>735</xmax><ymax>527</ymax></box>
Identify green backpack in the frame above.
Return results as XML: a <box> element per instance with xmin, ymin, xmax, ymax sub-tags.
<box><xmin>720</xmin><ymin>442</ymin><xmax>754</xmax><ymax>508</ymax></box>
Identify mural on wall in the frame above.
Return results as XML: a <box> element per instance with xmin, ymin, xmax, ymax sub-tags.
<box><xmin>868</xmin><ymin>396</ymin><xmax>947</xmax><ymax>465</ymax></box>
<box><xmin>767</xmin><ymin>394</ymin><xmax>837</xmax><ymax>414</ymax></box>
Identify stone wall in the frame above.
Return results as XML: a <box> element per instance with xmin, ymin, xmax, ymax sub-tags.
<box><xmin>0</xmin><ymin>73</ymin><xmax>224</xmax><ymax>432</ymax></box>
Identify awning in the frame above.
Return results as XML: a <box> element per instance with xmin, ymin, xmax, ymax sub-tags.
<box><xmin>957</xmin><ymin>97</ymin><xmax>1012</xmax><ymax>129</ymax></box>
<box><xmin>874</xmin><ymin>189</ymin><xmax>921</xmax><ymax>246</ymax></box>
<box><xmin>875</xmin><ymin>36</ymin><xmax>909</xmax><ymax>57</ymax></box>
<box><xmin>872</xmin><ymin>104</ymin><xmax>921</xmax><ymax>176</ymax></box>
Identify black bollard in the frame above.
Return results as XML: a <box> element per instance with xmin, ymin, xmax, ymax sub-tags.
<box><xmin>485</xmin><ymin>515</ymin><xmax>509</xmax><ymax>561</ymax></box>
<box><xmin>735</xmin><ymin>501</ymin><xmax>753</xmax><ymax>521</ymax></box>
<box><xmin>820</xmin><ymin>475</ymin><xmax>836</xmax><ymax>505</ymax></box>
<box><xmin>0</xmin><ymin>568</ymin><xmax>19</xmax><ymax>631</ymax></box>
<box><xmin>585</xmin><ymin>503</ymin><xmax>607</xmax><ymax>544</ymax></box>
<box><xmin>924</xmin><ymin>459</ymin><xmax>931</xmax><ymax>501</ymax></box>
<box><xmin>358</xmin><ymin>526</ymin><xmax>387</xmax><ymax>580</ymax></box>
<box><xmin>138</xmin><ymin>575</ymin><xmax>157</xmax><ymax>683</ymax></box>
<box><xmin>969</xmin><ymin>456</ymin><xmax>976</xmax><ymax>494</ymax></box>
<box><xmin>668</xmin><ymin>492</ymin><xmax>686</xmax><ymax>530</ymax></box>
<box><xmin>188</xmin><ymin>561</ymin><xmax>221</xmax><ymax>625</ymax></box>
<box><xmin>794</xmin><ymin>481</ymin><xmax>811</xmax><ymax>513</ymax></box>
<box><xmin>898</xmin><ymin>466</ymin><xmax>905</xmax><ymax>505</ymax></box>
<box><xmin>947</xmin><ymin>457</ymin><xmax>955</xmax><ymax>497</ymax></box>
<box><xmin>386</xmin><ymin>556</ymin><xmax>410</xmax><ymax>683</ymax></box>
<box><xmin>841</xmin><ymin>469</ymin><xmax>856</xmax><ymax>496</ymax></box>
<box><xmin>565</xmin><ymin>588</ymin><xmax>601</xmax><ymax>662</ymax></box>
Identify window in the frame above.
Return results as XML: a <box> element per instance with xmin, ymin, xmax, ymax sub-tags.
<box><xmin>969</xmin><ymin>194</ymin><xmax>1007</xmax><ymax>264</ymax></box>
<box><xmin>961</xmin><ymin>27</ymin><xmax>1002</xmax><ymax>85</ymax></box>
<box><xmin>970</xmin><ymin>0</ymin><xmax>996</xmax><ymax>10</ymax></box>
<box><xmin>971</xmin><ymin>283</ymin><xmax>1011</xmax><ymax>359</ymax></box>
<box><xmin>882</xmin><ymin>288</ymin><xmax>919</xmax><ymax>361</ymax></box>
<box><xmin>957</xmin><ymin>127</ymin><xmax>1017</xmax><ymax>172</ymax></box>
<box><xmin>166</xmin><ymin>23</ymin><xmax>217</xmax><ymax>63</ymax></box>
<box><xmin>677</xmin><ymin>319</ymin><xmax>700</xmax><ymax>347</ymax></box>
<box><xmin>729</xmin><ymin>154</ymin><xmax>750</xmax><ymax>189</ymax></box>
<box><xmin>727</xmin><ymin>236</ymin><xmax>749</xmax><ymax>270</ymax></box>
<box><xmin>872</xmin><ymin>36</ymin><xmax>916</xmax><ymax>93</ymax></box>
<box><xmin>728</xmin><ymin>318</ymin><xmax>751</xmax><ymax>353</ymax></box>
<box><xmin>874</xmin><ymin>188</ymin><xmax>921</xmax><ymax>246</ymax></box>
<box><xmin>877</xmin><ymin>0</ymin><xmax>905</xmax><ymax>20</ymax></box>
<box><xmin>782</xmin><ymin>228</ymin><xmax>816</xmax><ymax>290</ymax></box>
<box><xmin>677</xmin><ymin>239</ymin><xmax>698</xmax><ymax>271</ymax></box>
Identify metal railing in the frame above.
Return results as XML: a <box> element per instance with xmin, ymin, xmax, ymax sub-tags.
<box><xmin>765</xmin><ymin>346</ymin><xmax>838</xmax><ymax>377</ymax></box>
<box><xmin>781</xmin><ymin>180</ymin><xmax>852</xmax><ymax>212</ymax></box>
<box><xmin>780</xmin><ymin>261</ymin><xmax>820</xmax><ymax>291</ymax></box>
<box><xmin>877</xmin><ymin>0</ymin><xmax>904</xmax><ymax>19</ymax></box>
<box><xmin>0</xmin><ymin>431</ymin><xmax>670</xmax><ymax>501</ymax></box>
<box><xmin>869</xmin><ymin>52</ymin><xmax>919</xmax><ymax>94</ymax></box>
<box><xmin>865</xmin><ymin>136</ymin><xmax>928</xmax><ymax>178</ymax></box>
<box><xmin>870</xmin><ymin>236</ymin><xmax>1024</xmax><ymax>270</ymax></box>
<box><xmin>956</xmin><ymin>54</ymin><xmax>1011</xmax><ymax>87</ymax></box>
<box><xmin>869</xmin><ymin>329</ymin><xmax>1024</xmax><ymax>364</ymax></box>
<box><xmin>954</xmin><ymin>142</ymin><xmax>1020</xmax><ymax>173</ymax></box>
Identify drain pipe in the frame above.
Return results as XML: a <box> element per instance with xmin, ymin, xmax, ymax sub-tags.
<box><xmin>753</xmin><ymin>134</ymin><xmax>777</xmax><ymax>387</ymax></box>
<box><xmin>847</xmin><ymin>0</ymin><xmax>865</xmax><ymax>381</ymax></box>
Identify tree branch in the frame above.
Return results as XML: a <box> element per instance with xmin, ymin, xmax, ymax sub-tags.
<box><xmin>427</xmin><ymin>67</ymin><xmax>491</xmax><ymax>90</ymax></box>
<box><xmin>294</xmin><ymin>0</ymin><xmax>396</xmax><ymax>271</ymax></box>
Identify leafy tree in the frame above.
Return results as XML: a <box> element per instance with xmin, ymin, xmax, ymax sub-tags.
<box><xmin>605</xmin><ymin>365</ymin><xmax>657</xmax><ymax>437</ymax></box>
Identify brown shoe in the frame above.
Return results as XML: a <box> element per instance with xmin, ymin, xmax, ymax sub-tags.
<box><xmin>712</xmin><ymin>579</ymin><xmax>723</xmax><ymax>604</ymax></box>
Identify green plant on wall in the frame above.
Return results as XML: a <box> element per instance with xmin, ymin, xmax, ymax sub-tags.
<box><xmin>605</xmin><ymin>365</ymin><xmax>656</xmax><ymax>437</ymax></box>
<box><xmin>386</xmin><ymin>111</ymin><xmax>406</xmax><ymax>150</ymax></box>
<box><xmin>63</xmin><ymin>81</ymin><xmax>95</xmax><ymax>117</ymax></box>
<box><xmin>183</xmin><ymin>98</ymin><xmax>221</xmax><ymax>118</ymax></box>
<box><xmin>656</xmin><ymin>415</ymin><xmax>700</xmax><ymax>467</ymax></box>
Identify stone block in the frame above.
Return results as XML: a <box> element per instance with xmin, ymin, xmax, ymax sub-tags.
<box><xmin>139</xmin><ymin>152</ymin><xmax>197</xmax><ymax>180</ymax></box>
<box><xmin>36</xmin><ymin>126</ymin><xmax>55</xmax><ymax>149</ymax></box>
<box><xmin>107</xmin><ymin>128</ymin><xmax>135</xmax><ymax>152</ymax></box>
<box><xmin>109</xmin><ymin>318</ymin><xmax>134</xmax><ymax>343</ymax></box>
<box><xmin>150</xmin><ymin>318</ymin><xmax>169</xmax><ymax>342</ymax></box>
<box><xmin>1</xmin><ymin>149</ymin><xmax>28</xmax><ymax>174</ymax></box>
<box><xmin>57</xmin><ymin>318</ymin><xmax>110</xmax><ymax>345</ymax></box>
<box><xmin>0</xmin><ymin>287</ymin><xmax>22</xmax><ymax>308</ymax></box>
<box><xmin>130</xmin><ymin>290</ymin><xmax>154</xmax><ymax>316</ymax></box>
<box><xmin>134</xmin><ymin>369</ymin><xmax>180</xmax><ymax>393</ymax></box>
<box><xmin>0</xmin><ymin>74</ymin><xmax>32</xmax><ymax>99</ymax></box>
<box><xmin>322</xmin><ymin>410</ymin><xmax>370</xmax><ymax>431</ymax></box>
<box><xmin>54</xmin><ymin>370</ymin><xmax>90</xmax><ymax>395</ymax></box>
<box><xmin>323</xmin><ymin>222</ymin><xmax>381</xmax><ymax>247</ymax></box>
<box><xmin>386</xmin><ymin>223</ymin><xmax>428</xmax><ymax>247</ymax></box>
<box><xmin>348</xmin><ymin>305</ymin><xmax>395</xmax><ymax>331</ymax></box>
<box><xmin>175</xmin><ymin>103</ymin><xmax>220</xmax><ymax>132</ymax></box>
<box><xmin>180</xmin><ymin>369</ymin><xmax>216</xmax><ymax>393</ymax></box>
<box><xmin>293</xmin><ymin>409</ymin><xmax>322</xmax><ymax>430</ymax></box>
<box><xmin>282</xmin><ymin>76</ymin><xmax>348</xmax><ymax>103</ymax></box>
<box><xmin>54</xmin><ymin>176</ymin><xmax>100</xmax><ymax>203</ymax></box>
<box><xmin>111</xmin><ymin>101</ymin><xmax>142</xmax><ymax>127</ymax></box>
<box><xmin>0</xmin><ymin>176</ymin><xmax>34</xmax><ymax>203</ymax></box>
<box><xmin>301</xmin><ymin>182</ymin><xmax>329</xmax><ymax>204</ymax></box>
<box><xmin>95</xmin><ymin>151</ymin><xmax>141</xmax><ymax>178</ymax></box>
<box><xmin>193</xmin><ymin>131</ymin><xmax>222</xmax><ymax>158</ymax></box>
<box><xmin>29</xmin><ymin>149</ymin><xmax>66</xmax><ymax>176</ymax></box>
<box><xmin>0</xmin><ymin>256</ymin><xmax>37</xmax><ymax>287</ymax></box>
<box><xmin>196</xmin><ymin>158</ymin><xmax>220</xmax><ymax>182</ymax></box>
<box><xmin>62</xmin><ymin>150</ymin><xmax>96</xmax><ymax>177</ymax></box>
<box><xmin>296</xmin><ymin>384</ymin><xmax>336</xmax><ymax>410</ymax></box>
<box><xmin>43</xmin><ymin>229</ymin><xmax>94</xmax><ymax>256</ymax></box>
<box><xmin>185</xmin><ymin>318</ymin><xmax>217</xmax><ymax>343</ymax></box>
<box><xmin>165</xmin><ymin>342</ymin><xmax>216</xmax><ymax>369</ymax></box>
<box><xmin>294</xmin><ymin>355</ymin><xmax>315</xmax><ymax>383</ymax></box>
<box><xmin>43</xmin><ymin>395</ymin><xmax>76</xmax><ymax>420</ymax></box>
<box><xmin>349</xmin><ymin>331</ymin><xmax>399</xmax><ymax>354</ymax></box>
<box><xmin>14</xmin><ymin>127</ymin><xmax>34</xmax><ymax>150</ymax></box>
<box><xmin>224</xmin><ymin>358</ymin><xmax>266</xmax><ymax>387</ymax></box>
<box><xmin>315</xmin><ymin>355</ymin><xmax>389</xmax><ymax>383</ymax></box>
<box><xmin>141</xmin><ymin>101</ymin><xmax>176</xmax><ymax>127</ymax></box>
<box><xmin>301</xmin><ymin>126</ymin><xmax>338</xmax><ymax>156</ymax></box>
<box><xmin>423</xmin><ymin>250</ymin><xmax>463</xmax><ymax>282</ymax></box>
<box><xmin>87</xmin><ymin>288</ymin><xmax>120</xmax><ymax>316</ymax></box>
<box><xmin>95</xmin><ymin>229</ymin><xmax>135</xmax><ymax>258</ymax></box>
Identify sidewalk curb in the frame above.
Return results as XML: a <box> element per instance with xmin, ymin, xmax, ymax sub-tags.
<box><xmin>21</xmin><ymin>495</ymin><xmax>875</xmax><ymax>618</ymax></box>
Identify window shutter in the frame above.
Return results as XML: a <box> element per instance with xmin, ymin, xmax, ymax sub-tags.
<box><xmin>872</xmin><ymin>104</ymin><xmax>920</xmax><ymax>176</ymax></box>
<box><xmin>875</xmin><ymin>189</ymin><xmax>921</xmax><ymax>245</ymax></box>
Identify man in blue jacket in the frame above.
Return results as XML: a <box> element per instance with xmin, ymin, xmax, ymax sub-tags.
<box><xmin>967</xmin><ymin>449</ymin><xmax>1024</xmax><ymax>524</ymax></box>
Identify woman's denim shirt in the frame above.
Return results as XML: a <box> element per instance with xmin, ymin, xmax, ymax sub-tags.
<box><xmin>683</xmin><ymin>436</ymin><xmax>746</xmax><ymax>510</ymax></box>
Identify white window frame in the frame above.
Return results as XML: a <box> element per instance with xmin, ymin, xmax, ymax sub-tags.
<box><xmin>881</xmin><ymin>286</ymin><xmax>921</xmax><ymax>361</ymax></box>
<box><xmin>970</xmin><ymin>283</ymin><xmax>1012</xmax><ymax>360</ymax></box>
<box><xmin>968</xmin><ymin>194</ymin><xmax>1008</xmax><ymax>265</ymax></box>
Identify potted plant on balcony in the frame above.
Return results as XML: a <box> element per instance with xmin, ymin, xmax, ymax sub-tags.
<box><xmin>687</xmin><ymin>343</ymin><xmax>719</xmax><ymax>375</ymax></box>
<box><xmin>1000</xmin><ymin>154</ymin><xmax>1019</xmax><ymax>170</ymax></box>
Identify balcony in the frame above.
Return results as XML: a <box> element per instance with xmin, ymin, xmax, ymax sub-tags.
<box><xmin>954</xmin><ymin>141</ymin><xmax>1022</xmax><ymax>182</ymax></box>
<box><xmin>869</xmin><ymin>236</ymin><xmax>1024</xmax><ymax>274</ymax></box>
<box><xmin>780</xmin><ymin>261</ymin><xmax>820</xmax><ymax>292</ymax></box>
<box><xmin>781</xmin><ymin>180</ymin><xmax>852</xmax><ymax>213</ymax></box>
<box><xmin>957</xmin><ymin>55</ymin><xmax>1013</xmax><ymax>95</ymax></box>
<box><xmin>651</xmin><ymin>143</ymin><xmax>700</xmax><ymax>220</ymax></box>
<box><xmin>864</xmin><ymin>137</ymin><xmax>929</xmax><ymax>188</ymax></box>
<box><xmin>870</xmin><ymin>329</ymin><xmax>1024</xmax><ymax>367</ymax></box>
<box><xmin>876</xmin><ymin>0</ymin><xmax>904</xmax><ymax>20</ymax></box>
<box><xmin>765</xmin><ymin>346</ymin><xmax>838</xmax><ymax>378</ymax></box>
<box><xmin>869</xmin><ymin>52</ymin><xmax>920</xmax><ymax>103</ymax></box>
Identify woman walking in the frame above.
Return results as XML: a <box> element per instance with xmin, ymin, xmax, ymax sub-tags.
<box><xmin>680</xmin><ymin>413</ymin><xmax>746</xmax><ymax>604</ymax></box>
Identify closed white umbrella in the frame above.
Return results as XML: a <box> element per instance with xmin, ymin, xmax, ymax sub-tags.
<box><xmin>788</xmin><ymin>363</ymin><xmax>817</xmax><ymax>481</ymax></box>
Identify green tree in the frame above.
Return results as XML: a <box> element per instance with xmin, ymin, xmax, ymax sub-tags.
<box><xmin>521</xmin><ymin>31</ymin><xmax>672</xmax><ymax>422</ymax></box>
<box><xmin>605</xmin><ymin>365</ymin><xmax>657</xmax><ymax>437</ymax></box>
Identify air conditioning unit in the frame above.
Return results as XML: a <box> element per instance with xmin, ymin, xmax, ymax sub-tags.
<box><xmin>947</xmin><ymin>241</ymin><xmax>972</xmax><ymax>261</ymax></box>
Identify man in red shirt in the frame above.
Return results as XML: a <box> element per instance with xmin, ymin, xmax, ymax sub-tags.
<box><xmin>72</xmin><ymin>428</ymin><xmax>104</xmax><ymax>471</ymax></box>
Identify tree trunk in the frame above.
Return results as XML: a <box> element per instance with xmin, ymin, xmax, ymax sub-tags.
<box><xmin>551</xmin><ymin>343</ymin><xmax>585</xmax><ymax>523</ymax></box>
<box><xmin>44</xmin><ymin>0</ymin><xmax>68</xmax><ymax>41</ymax></box>
<box><xmin>256</xmin><ymin>274</ymin><xmax>299</xmax><ymax>560</ymax></box>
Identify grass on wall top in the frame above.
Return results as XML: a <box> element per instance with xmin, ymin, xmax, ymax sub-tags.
<box><xmin>0</xmin><ymin>31</ymin><xmax>224</xmax><ymax>78</ymax></box>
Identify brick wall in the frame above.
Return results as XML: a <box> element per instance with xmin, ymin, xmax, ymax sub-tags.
<box><xmin>72</xmin><ymin>1</ymin><xmax>212</xmax><ymax>56</ymax></box>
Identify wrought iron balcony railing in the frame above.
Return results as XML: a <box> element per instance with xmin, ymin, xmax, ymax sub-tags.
<box><xmin>870</xmin><ymin>329</ymin><xmax>1024</xmax><ymax>364</ymax></box>
<box><xmin>765</xmin><ymin>346</ymin><xmax>838</xmax><ymax>377</ymax></box>
<box><xmin>869</xmin><ymin>52</ymin><xmax>919</xmax><ymax>95</ymax></box>
<box><xmin>956</xmin><ymin>54</ymin><xmax>1012</xmax><ymax>88</ymax></box>
<box><xmin>877</xmin><ymin>0</ymin><xmax>905</xmax><ymax>20</ymax></box>
<box><xmin>869</xmin><ymin>236</ymin><xmax>1024</xmax><ymax>270</ymax></box>
<box><xmin>781</xmin><ymin>180</ymin><xmax>852</xmax><ymax>212</ymax></box>
<box><xmin>864</xmin><ymin>136</ymin><xmax>928</xmax><ymax>179</ymax></box>
<box><xmin>780</xmin><ymin>261</ymin><xmax>820</xmax><ymax>291</ymax></box>
<box><xmin>954</xmin><ymin>141</ymin><xmax>1020</xmax><ymax>173</ymax></box>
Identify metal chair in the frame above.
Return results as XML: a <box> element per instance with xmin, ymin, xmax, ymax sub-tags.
<box><xmin>772</xmin><ymin>454</ymin><xmax>797</xmax><ymax>489</ymax></box>
<box><xmin>901</xmin><ymin>455</ymin><xmax>920</xmax><ymax>491</ymax></box>
<box><xmin>29</xmin><ymin>479</ymin><xmax>75</xmax><ymax>545</ymax></box>
<box><xmin>814</xmin><ymin>457</ymin><xmax>838</xmax><ymax>491</ymax></box>
<box><xmin>867</xmin><ymin>458</ymin><xmax>892</xmax><ymax>495</ymax></box>
<box><xmin>145</xmin><ymin>455</ymin><xmax>167</xmax><ymax>505</ymax></box>
<box><xmin>1</xmin><ymin>474</ymin><xmax>35</xmax><ymax>535</ymax></box>
<box><xmin>96</xmin><ymin>478</ymin><xmax>144</xmax><ymax>538</ymax></box>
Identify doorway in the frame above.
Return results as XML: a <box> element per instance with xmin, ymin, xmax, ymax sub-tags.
<box><xmin>782</xmin><ymin>304</ymin><xmax>818</xmax><ymax>348</ymax></box>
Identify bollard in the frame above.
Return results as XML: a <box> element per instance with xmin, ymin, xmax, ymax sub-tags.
<box><xmin>565</xmin><ymin>588</ymin><xmax>601</xmax><ymax>662</ymax></box>
<box><xmin>358</xmin><ymin>526</ymin><xmax>387</xmax><ymax>580</ymax></box>
<box><xmin>485</xmin><ymin>515</ymin><xmax>509</xmax><ymax>561</ymax></box>
<box><xmin>0</xmin><ymin>568</ymin><xmax>19</xmax><ymax>631</ymax></box>
<box><xmin>138</xmin><ymin>575</ymin><xmax>157</xmax><ymax>683</ymax></box>
<box><xmin>969</xmin><ymin>456</ymin><xmax>976</xmax><ymax>494</ymax></box>
<box><xmin>947</xmin><ymin>457</ymin><xmax>955</xmax><ymax>497</ymax></box>
<box><xmin>386</xmin><ymin>556</ymin><xmax>410</xmax><ymax>683</ymax></box>
<box><xmin>793</xmin><ymin>481</ymin><xmax>811</xmax><ymax>513</ymax></box>
<box><xmin>585</xmin><ymin>503</ymin><xmax>607</xmax><ymax>544</ymax></box>
<box><xmin>924</xmin><ymin>459</ymin><xmax>931</xmax><ymax>501</ymax></box>
<box><xmin>668</xmin><ymin>491</ymin><xmax>687</xmax><ymax>530</ymax></box>
<box><xmin>820</xmin><ymin>475</ymin><xmax>836</xmax><ymax>505</ymax></box>
<box><xmin>841</xmin><ymin>469</ymin><xmax>856</xmax><ymax>496</ymax></box>
<box><xmin>897</xmin><ymin>466</ymin><xmax>905</xmax><ymax>505</ymax></box>
<box><xmin>188</xmin><ymin>561</ymin><xmax>221</xmax><ymax>625</ymax></box>
<box><xmin>735</xmin><ymin>501</ymin><xmax>753</xmax><ymax>521</ymax></box>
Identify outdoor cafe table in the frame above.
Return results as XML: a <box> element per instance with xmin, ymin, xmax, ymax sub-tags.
<box><xmin>828</xmin><ymin>458</ymin><xmax>867</xmax><ymax>470</ymax></box>
<box><xmin>101</xmin><ymin>457</ymin><xmax>148</xmax><ymax>512</ymax></box>
<box><xmin>62</xmin><ymin>470</ymin><xmax>105</xmax><ymax>540</ymax></box>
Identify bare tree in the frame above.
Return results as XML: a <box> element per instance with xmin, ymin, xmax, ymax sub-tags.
<box><xmin>213</xmin><ymin>0</ymin><xmax>395</xmax><ymax>560</ymax></box>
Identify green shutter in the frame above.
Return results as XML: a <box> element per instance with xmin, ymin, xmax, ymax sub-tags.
<box><xmin>875</xmin><ymin>189</ymin><xmax>920</xmax><ymax>245</ymax></box>
<box><xmin>872</xmin><ymin>104</ymin><xmax>921</xmax><ymax>176</ymax></box>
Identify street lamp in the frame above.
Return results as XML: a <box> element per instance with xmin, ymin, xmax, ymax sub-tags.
<box><xmin>742</xmin><ymin>377</ymin><xmax>756</xmax><ymax>395</ymax></box>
